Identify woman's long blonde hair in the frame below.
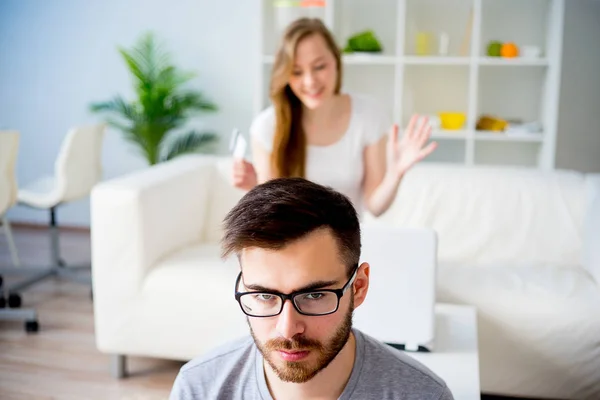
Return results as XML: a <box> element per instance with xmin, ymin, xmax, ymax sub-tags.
<box><xmin>269</xmin><ymin>18</ymin><xmax>342</xmax><ymax>178</ymax></box>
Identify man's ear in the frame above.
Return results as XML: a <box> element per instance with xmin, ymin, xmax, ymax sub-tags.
<box><xmin>352</xmin><ymin>262</ymin><xmax>370</xmax><ymax>308</ymax></box>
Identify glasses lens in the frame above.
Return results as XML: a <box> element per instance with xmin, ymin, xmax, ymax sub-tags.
<box><xmin>294</xmin><ymin>291</ymin><xmax>338</xmax><ymax>315</ymax></box>
<box><xmin>239</xmin><ymin>293</ymin><xmax>282</xmax><ymax>317</ymax></box>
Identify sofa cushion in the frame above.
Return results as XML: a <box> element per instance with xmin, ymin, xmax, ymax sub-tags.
<box><xmin>144</xmin><ymin>243</ymin><xmax>240</xmax><ymax>296</ymax></box>
<box><xmin>131</xmin><ymin>243</ymin><xmax>248</xmax><ymax>360</ymax></box>
<box><xmin>438</xmin><ymin>264</ymin><xmax>600</xmax><ymax>398</ymax></box>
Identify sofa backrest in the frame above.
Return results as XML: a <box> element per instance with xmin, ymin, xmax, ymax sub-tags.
<box><xmin>202</xmin><ymin>158</ymin><xmax>587</xmax><ymax>268</ymax></box>
<box><xmin>202</xmin><ymin>157</ymin><xmax>246</xmax><ymax>243</ymax></box>
<box><xmin>365</xmin><ymin>163</ymin><xmax>586</xmax><ymax>267</ymax></box>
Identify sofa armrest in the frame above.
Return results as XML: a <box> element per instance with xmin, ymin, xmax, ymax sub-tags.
<box><xmin>583</xmin><ymin>173</ymin><xmax>600</xmax><ymax>285</ymax></box>
<box><xmin>90</xmin><ymin>155</ymin><xmax>217</xmax><ymax>339</ymax></box>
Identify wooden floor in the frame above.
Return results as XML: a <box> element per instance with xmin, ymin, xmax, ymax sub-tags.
<box><xmin>0</xmin><ymin>225</ymin><xmax>526</xmax><ymax>400</ymax></box>
<box><xmin>0</xmin><ymin>226</ymin><xmax>182</xmax><ymax>400</ymax></box>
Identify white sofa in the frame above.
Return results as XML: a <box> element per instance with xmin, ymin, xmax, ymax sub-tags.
<box><xmin>91</xmin><ymin>155</ymin><xmax>600</xmax><ymax>399</ymax></box>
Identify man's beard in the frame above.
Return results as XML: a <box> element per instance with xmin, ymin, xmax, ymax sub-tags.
<box><xmin>250</xmin><ymin>296</ymin><xmax>354</xmax><ymax>384</ymax></box>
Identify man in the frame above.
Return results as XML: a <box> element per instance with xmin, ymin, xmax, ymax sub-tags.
<box><xmin>170</xmin><ymin>178</ymin><xmax>454</xmax><ymax>400</ymax></box>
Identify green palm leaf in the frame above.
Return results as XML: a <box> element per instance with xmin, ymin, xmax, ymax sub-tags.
<box><xmin>90</xmin><ymin>96</ymin><xmax>140</xmax><ymax>123</ymax></box>
<box><xmin>161</xmin><ymin>130</ymin><xmax>218</xmax><ymax>162</ymax></box>
<box><xmin>90</xmin><ymin>31</ymin><xmax>219</xmax><ymax>165</ymax></box>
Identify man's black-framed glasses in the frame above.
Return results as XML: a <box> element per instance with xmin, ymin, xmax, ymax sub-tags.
<box><xmin>234</xmin><ymin>265</ymin><xmax>359</xmax><ymax>317</ymax></box>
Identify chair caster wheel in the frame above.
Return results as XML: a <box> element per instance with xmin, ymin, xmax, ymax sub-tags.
<box><xmin>0</xmin><ymin>297</ymin><xmax>5</xmax><ymax>308</ymax></box>
<box><xmin>25</xmin><ymin>320</ymin><xmax>39</xmax><ymax>333</ymax></box>
<box><xmin>8</xmin><ymin>293</ymin><xmax>22</xmax><ymax>308</ymax></box>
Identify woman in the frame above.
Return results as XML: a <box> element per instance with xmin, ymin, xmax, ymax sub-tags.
<box><xmin>233</xmin><ymin>18</ymin><xmax>437</xmax><ymax>217</ymax></box>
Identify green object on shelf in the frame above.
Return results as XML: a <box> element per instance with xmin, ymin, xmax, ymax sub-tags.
<box><xmin>487</xmin><ymin>40</ymin><xmax>502</xmax><ymax>57</ymax></box>
<box><xmin>273</xmin><ymin>0</ymin><xmax>325</xmax><ymax>7</ymax></box>
<box><xmin>343</xmin><ymin>30</ymin><xmax>383</xmax><ymax>53</ymax></box>
<box><xmin>273</xmin><ymin>0</ymin><xmax>302</xmax><ymax>7</ymax></box>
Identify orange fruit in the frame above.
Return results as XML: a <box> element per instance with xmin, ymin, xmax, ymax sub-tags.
<box><xmin>500</xmin><ymin>43</ymin><xmax>519</xmax><ymax>58</ymax></box>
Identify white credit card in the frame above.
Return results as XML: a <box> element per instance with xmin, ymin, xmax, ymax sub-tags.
<box><xmin>229</xmin><ymin>128</ymin><xmax>248</xmax><ymax>159</ymax></box>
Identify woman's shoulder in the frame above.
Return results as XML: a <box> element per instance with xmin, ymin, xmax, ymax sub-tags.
<box><xmin>250</xmin><ymin>106</ymin><xmax>276</xmax><ymax>131</ymax></box>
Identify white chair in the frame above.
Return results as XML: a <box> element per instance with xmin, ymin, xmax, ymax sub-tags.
<box><xmin>1</xmin><ymin>124</ymin><xmax>105</xmax><ymax>323</ymax></box>
<box><xmin>0</xmin><ymin>130</ymin><xmax>20</xmax><ymax>267</ymax></box>
<box><xmin>0</xmin><ymin>130</ymin><xmax>38</xmax><ymax>332</ymax></box>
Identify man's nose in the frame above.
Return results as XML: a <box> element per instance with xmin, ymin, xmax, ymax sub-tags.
<box><xmin>275</xmin><ymin>300</ymin><xmax>305</xmax><ymax>340</ymax></box>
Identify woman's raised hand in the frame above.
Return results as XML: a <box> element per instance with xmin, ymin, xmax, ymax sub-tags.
<box><xmin>232</xmin><ymin>159</ymin><xmax>258</xmax><ymax>191</ymax></box>
<box><xmin>386</xmin><ymin>115</ymin><xmax>438</xmax><ymax>179</ymax></box>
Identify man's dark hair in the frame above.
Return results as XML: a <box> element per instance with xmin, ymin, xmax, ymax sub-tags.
<box><xmin>221</xmin><ymin>177</ymin><xmax>361</xmax><ymax>276</ymax></box>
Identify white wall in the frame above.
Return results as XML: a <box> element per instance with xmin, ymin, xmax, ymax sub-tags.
<box><xmin>0</xmin><ymin>0</ymin><xmax>259</xmax><ymax>227</ymax></box>
<box><xmin>555</xmin><ymin>0</ymin><xmax>600</xmax><ymax>173</ymax></box>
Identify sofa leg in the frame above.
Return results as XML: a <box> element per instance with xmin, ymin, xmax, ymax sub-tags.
<box><xmin>111</xmin><ymin>354</ymin><xmax>127</xmax><ymax>378</ymax></box>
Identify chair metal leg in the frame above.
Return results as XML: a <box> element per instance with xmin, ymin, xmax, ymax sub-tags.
<box><xmin>8</xmin><ymin>269</ymin><xmax>55</xmax><ymax>292</ymax></box>
<box><xmin>50</xmin><ymin>207</ymin><xmax>91</xmax><ymax>283</ymax></box>
<box><xmin>49</xmin><ymin>207</ymin><xmax>60</xmax><ymax>267</ymax></box>
<box><xmin>0</xmin><ymin>307</ymin><xmax>37</xmax><ymax>321</ymax></box>
<box><xmin>0</xmin><ymin>207</ymin><xmax>91</xmax><ymax>312</ymax></box>
<box><xmin>1</xmin><ymin>216</ymin><xmax>20</xmax><ymax>267</ymax></box>
<box><xmin>57</xmin><ymin>267</ymin><xmax>90</xmax><ymax>284</ymax></box>
<box><xmin>111</xmin><ymin>354</ymin><xmax>127</xmax><ymax>378</ymax></box>
<box><xmin>0</xmin><ymin>275</ymin><xmax>39</xmax><ymax>333</ymax></box>
<box><xmin>0</xmin><ymin>309</ymin><xmax>40</xmax><ymax>332</ymax></box>
<box><xmin>62</xmin><ymin>262</ymin><xmax>91</xmax><ymax>272</ymax></box>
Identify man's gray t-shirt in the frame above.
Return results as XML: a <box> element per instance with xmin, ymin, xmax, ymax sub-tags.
<box><xmin>170</xmin><ymin>329</ymin><xmax>454</xmax><ymax>400</ymax></box>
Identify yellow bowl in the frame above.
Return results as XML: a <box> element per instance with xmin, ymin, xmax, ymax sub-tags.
<box><xmin>439</xmin><ymin>112</ymin><xmax>467</xmax><ymax>130</ymax></box>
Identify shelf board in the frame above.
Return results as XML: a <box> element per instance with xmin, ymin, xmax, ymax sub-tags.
<box><xmin>428</xmin><ymin>130</ymin><xmax>544</xmax><ymax>142</ymax></box>
<box><xmin>403</xmin><ymin>56</ymin><xmax>470</xmax><ymax>66</ymax></box>
<box><xmin>262</xmin><ymin>54</ymin><xmax>398</xmax><ymax>65</ymax></box>
<box><xmin>474</xmin><ymin>131</ymin><xmax>544</xmax><ymax>142</ymax></box>
<box><xmin>478</xmin><ymin>57</ymin><xmax>549</xmax><ymax>66</ymax></box>
<box><xmin>430</xmin><ymin>130</ymin><xmax>470</xmax><ymax>140</ymax></box>
<box><xmin>263</xmin><ymin>55</ymin><xmax>548</xmax><ymax>67</ymax></box>
<box><xmin>342</xmin><ymin>53</ymin><xmax>397</xmax><ymax>65</ymax></box>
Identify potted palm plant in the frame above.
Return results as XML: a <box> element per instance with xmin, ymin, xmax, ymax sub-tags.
<box><xmin>91</xmin><ymin>32</ymin><xmax>218</xmax><ymax>165</ymax></box>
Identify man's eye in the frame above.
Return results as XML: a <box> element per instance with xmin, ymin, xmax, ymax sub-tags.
<box><xmin>314</xmin><ymin>64</ymin><xmax>326</xmax><ymax>70</ymax></box>
<box><xmin>304</xmin><ymin>292</ymin><xmax>324</xmax><ymax>301</ymax></box>
<box><xmin>255</xmin><ymin>294</ymin><xmax>275</xmax><ymax>301</ymax></box>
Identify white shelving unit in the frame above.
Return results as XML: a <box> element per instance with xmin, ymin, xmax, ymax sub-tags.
<box><xmin>256</xmin><ymin>0</ymin><xmax>564</xmax><ymax>169</ymax></box>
